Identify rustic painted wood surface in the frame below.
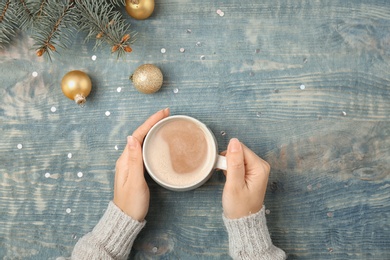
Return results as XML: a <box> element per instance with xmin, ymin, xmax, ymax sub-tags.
<box><xmin>1</xmin><ymin>0</ymin><xmax>389</xmax><ymax>259</ymax></box>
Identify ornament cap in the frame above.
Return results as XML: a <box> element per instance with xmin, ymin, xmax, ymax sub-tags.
<box><xmin>74</xmin><ymin>94</ymin><xmax>87</xmax><ymax>105</ymax></box>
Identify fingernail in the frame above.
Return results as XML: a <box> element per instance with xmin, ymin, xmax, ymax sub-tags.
<box><xmin>163</xmin><ymin>107</ymin><xmax>170</xmax><ymax>114</ymax></box>
<box><xmin>229</xmin><ymin>138</ymin><xmax>241</xmax><ymax>153</ymax></box>
<box><xmin>127</xmin><ymin>136</ymin><xmax>137</xmax><ymax>149</ymax></box>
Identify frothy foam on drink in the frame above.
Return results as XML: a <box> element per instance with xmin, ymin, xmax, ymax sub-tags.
<box><xmin>145</xmin><ymin>118</ymin><xmax>214</xmax><ymax>187</ymax></box>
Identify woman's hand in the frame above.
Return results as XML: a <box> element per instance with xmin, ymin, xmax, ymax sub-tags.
<box><xmin>113</xmin><ymin>108</ymin><xmax>170</xmax><ymax>221</ymax></box>
<box><xmin>222</xmin><ymin>138</ymin><xmax>270</xmax><ymax>219</ymax></box>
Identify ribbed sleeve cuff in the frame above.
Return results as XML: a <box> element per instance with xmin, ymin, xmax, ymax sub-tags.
<box><xmin>223</xmin><ymin>206</ymin><xmax>286</xmax><ymax>260</ymax></box>
<box><xmin>90</xmin><ymin>201</ymin><xmax>146</xmax><ymax>259</ymax></box>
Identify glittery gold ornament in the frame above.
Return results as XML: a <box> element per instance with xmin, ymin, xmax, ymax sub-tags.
<box><xmin>131</xmin><ymin>64</ymin><xmax>163</xmax><ymax>94</ymax></box>
<box><xmin>125</xmin><ymin>0</ymin><xmax>155</xmax><ymax>20</ymax></box>
<box><xmin>61</xmin><ymin>70</ymin><xmax>92</xmax><ymax>105</ymax></box>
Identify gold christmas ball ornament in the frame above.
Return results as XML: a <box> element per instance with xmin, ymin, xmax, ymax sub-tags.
<box><xmin>61</xmin><ymin>70</ymin><xmax>92</xmax><ymax>105</ymax></box>
<box><xmin>125</xmin><ymin>0</ymin><xmax>155</xmax><ymax>20</ymax></box>
<box><xmin>131</xmin><ymin>64</ymin><xmax>163</xmax><ymax>94</ymax></box>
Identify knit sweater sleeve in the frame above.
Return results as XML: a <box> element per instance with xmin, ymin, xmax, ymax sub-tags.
<box><xmin>223</xmin><ymin>206</ymin><xmax>286</xmax><ymax>260</ymax></box>
<box><xmin>71</xmin><ymin>201</ymin><xmax>145</xmax><ymax>260</ymax></box>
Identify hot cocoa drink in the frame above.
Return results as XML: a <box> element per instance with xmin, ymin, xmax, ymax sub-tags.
<box><xmin>143</xmin><ymin>117</ymin><xmax>215</xmax><ymax>188</ymax></box>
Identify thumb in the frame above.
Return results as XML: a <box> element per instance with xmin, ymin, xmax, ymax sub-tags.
<box><xmin>126</xmin><ymin>136</ymin><xmax>144</xmax><ymax>183</ymax></box>
<box><xmin>225</xmin><ymin>138</ymin><xmax>245</xmax><ymax>187</ymax></box>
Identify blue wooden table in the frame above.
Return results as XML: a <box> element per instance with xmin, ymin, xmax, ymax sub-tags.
<box><xmin>1</xmin><ymin>0</ymin><xmax>389</xmax><ymax>259</ymax></box>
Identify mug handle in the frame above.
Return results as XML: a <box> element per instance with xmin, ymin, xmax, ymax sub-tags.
<box><xmin>214</xmin><ymin>155</ymin><xmax>227</xmax><ymax>171</ymax></box>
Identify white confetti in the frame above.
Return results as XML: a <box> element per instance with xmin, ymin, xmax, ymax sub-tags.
<box><xmin>45</xmin><ymin>172</ymin><xmax>51</xmax><ymax>178</ymax></box>
<box><xmin>91</xmin><ymin>55</ymin><xmax>97</xmax><ymax>61</ymax></box>
<box><xmin>116</xmin><ymin>87</ymin><xmax>122</xmax><ymax>92</ymax></box>
<box><xmin>114</xmin><ymin>145</ymin><xmax>119</xmax><ymax>150</ymax></box>
<box><xmin>160</xmin><ymin>48</ymin><xmax>166</xmax><ymax>54</ymax></box>
<box><xmin>67</xmin><ymin>153</ymin><xmax>72</xmax><ymax>159</ymax></box>
<box><xmin>17</xmin><ymin>144</ymin><xmax>23</xmax><ymax>149</ymax></box>
<box><xmin>300</xmin><ymin>84</ymin><xmax>306</xmax><ymax>90</ymax></box>
<box><xmin>342</xmin><ymin>111</ymin><xmax>347</xmax><ymax>116</ymax></box>
<box><xmin>77</xmin><ymin>172</ymin><xmax>83</xmax><ymax>178</ymax></box>
<box><xmin>173</xmin><ymin>88</ymin><xmax>179</xmax><ymax>94</ymax></box>
<box><xmin>179</xmin><ymin>48</ymin><xmax>185</xmax><ymax>53</ymax></box>
<box><xmin>66</xmin><ymin>208</ymin><xmax>72</xmax><ymax>214</ymax></box>
<box><xmin>265</xmin><ymin>209</ymin><xmax>271</xmax><ymax>214</ymax></box>
<box><xmin>32</xmin><ymin>71</ymin><xmax>38</xmax><ymax>77</ymax></box>
<box><xmin>51</xmin><ymin>106</ymin><xmax>57</xmax><ymax>112</ymax></box>
<box><xmin>200</xmin><ymin>55</ymin><xmax>205</xmax><ymax>60</ymax></box>
<box><xmin>105</xmin><ymin>111</ymin><xmax>111</xmax><ymax>116</ymax></box>
<box><xmin>219</xmin><ymin>11</ymin><xmax>225</xmax><ymax>17</ymax></box>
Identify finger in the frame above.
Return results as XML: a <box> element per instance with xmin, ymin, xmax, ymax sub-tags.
<box><xmin>225</xmin><ymin>138</ymin><xmax>245</xmax><ymax>187</ymax></box>
<box><xmin>132</xmin><ymin>108</ymin><xmax>170</xmax><ymax>144</ymax></box>
<box><xmin>241</xmin><ymin>143</ymin><xmax>271</xmax><ymax>174</ymax></box>
<box><xmin>115</xmin><ymin>144</ymin><xmax>130</xmax><ymax>188</ymax></box>
<box><xmin>218</xmin><ymin>151</ymin><xmax>227</xmax><ymax>175</ymax></box>
<box><xmin>125</xmin><ymin>136</ymin><xmax>144</xmax><ymax>185</ymax></box>
<box><xmin>240</xmin><ymin>143</ymin><xmax>270</xmax><ymax>192</ymax></box>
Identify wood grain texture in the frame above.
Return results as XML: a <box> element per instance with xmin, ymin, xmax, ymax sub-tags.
<box><xmin>0</xmin><ymin>0</ymin><xmax>389</xmax><ymax>259</ymax></box>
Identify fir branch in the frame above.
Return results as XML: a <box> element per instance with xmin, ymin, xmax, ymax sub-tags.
<box><xmin>0</xmin><ymin>0</ymin><xmax>19</xmax><ymax>48</ymax></box>
<box><xmin>0</xmin><ymin>0</ymin><xmax>11</xmax><ymax>22</ymax></box>
<box><xmin>12</xmin><ymin>0</ymin><xmax>36</xmax><ymax>28</ymax></box>
<box><xmin>1</xmin><ymin>0</ymin><xmax>136</xmax><ymax>57</ymax></box>
<box><xmin>31</xmin><ymin>0</ymin><xmax>77</xmax><ymax>58</ymax></box>
<box><xmin>75</xmin><ymin>0</ymin><xmax>134</xmax><ymax>57</ymax></box>
<box><xmin>20</xmin><ymin>0</ymin><xmax>33</xmax><ymax>17</ymax></box>
<box><xmin>36</xmin><ymin>0</ymin><xmax>48</xmax><ymax>18</ymax></box>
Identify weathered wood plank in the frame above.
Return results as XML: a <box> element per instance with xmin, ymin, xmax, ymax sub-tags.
<box><xmin>1</xmin><ymin>0</ymin><xmax>389</xmax><ymax>259</ymax></box>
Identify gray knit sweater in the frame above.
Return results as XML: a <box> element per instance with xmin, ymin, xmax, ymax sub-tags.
<box><xmin>71</xmin><ymin>201</ymin><xmax>286</xmax><ymax>259</ymax></box>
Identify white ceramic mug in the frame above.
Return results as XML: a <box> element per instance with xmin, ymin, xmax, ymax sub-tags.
<box><xmin>143</xmin><ymin>115</ymin><xmax>227</xmax><ymax>191</ymax></box>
